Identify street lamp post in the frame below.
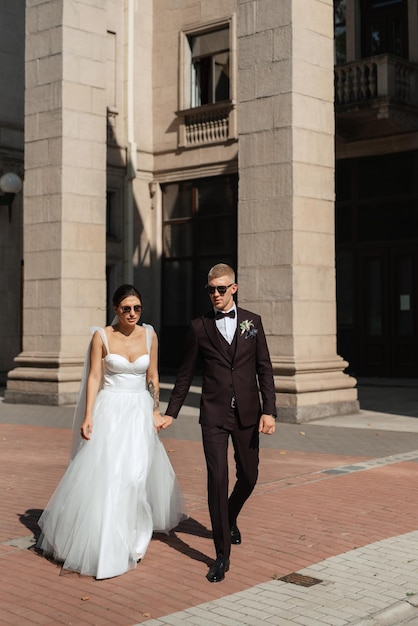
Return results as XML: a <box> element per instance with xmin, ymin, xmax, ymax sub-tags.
<box><xmin>0</xmin><ymin>172</ymin><xmax>23</xmax><ymax>222</ymax></box>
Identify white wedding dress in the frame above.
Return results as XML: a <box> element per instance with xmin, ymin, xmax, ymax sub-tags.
<box><xmin>37</xmin><ymin>325</ymin><xmax>187</xmax><ymax>579</ymax></box>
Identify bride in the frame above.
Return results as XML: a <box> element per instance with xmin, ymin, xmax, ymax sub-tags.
<box><xmin>37</xmin><ymin>284</ymin><xmax>187</xmax><ymax>579</ymax></box>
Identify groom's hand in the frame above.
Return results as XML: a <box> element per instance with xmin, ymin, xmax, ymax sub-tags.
<box><xmin>259</xmin><ymin>414</ymin><xmax>275</xmax><ymax>435</ymax></box>
<box><xmin>161</xmin><ymin>415</ymin><xmax>173</xmax><ymax>429</ymax></box>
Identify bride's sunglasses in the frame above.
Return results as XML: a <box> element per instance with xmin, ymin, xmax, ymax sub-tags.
<box><xmin>120</xmin><ymin>305</ymin><xmax>142</xmax><ymax>314</ymax></box>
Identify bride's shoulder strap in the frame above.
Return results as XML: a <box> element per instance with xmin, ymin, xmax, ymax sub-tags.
<box><xmin>91</xmin><ymin>326</ymin><xmax>110</xmax><ymax>355</ymax></box>
<box><xmin>142</xmin><ymin>323</ymin><xmax>154</xmax><ymax>354</ymax></box>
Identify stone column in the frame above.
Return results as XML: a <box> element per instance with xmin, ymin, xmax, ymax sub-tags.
<box><xmin>5</xmin><ymin>0</ymin><xmax>107</xmax><ymax>404</ymax></box>
<box><xmin>237</xmin><ymin>0</ymin><xmax>358</xmax><ymax>422</ymax></box>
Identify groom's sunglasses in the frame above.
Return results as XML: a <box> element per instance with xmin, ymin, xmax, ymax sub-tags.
<box><xmin>120</xmin><ymin>305</ymin><xmax>142</xmax><ymax>314</ymax></box>
<box><xmin>205</xmin><ymin>284</ymin><xmax>234</xmax><ymax>295</ymax></box>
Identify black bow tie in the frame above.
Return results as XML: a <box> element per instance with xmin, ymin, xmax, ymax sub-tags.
<box><xmin>215</xmin><ymin>310</ymin><xmax>236</xmax><ymax>319</ymax></box>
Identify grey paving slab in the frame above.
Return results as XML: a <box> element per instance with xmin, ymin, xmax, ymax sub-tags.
<box><xmin>3</xmin><ymin>381</ymin><xmax>418</xmax><ymax>458</ymax></box>
<box><xmin>139</xmin><ymin>532</ymin><xmax>418</xmax><ymax>626</ymax></box>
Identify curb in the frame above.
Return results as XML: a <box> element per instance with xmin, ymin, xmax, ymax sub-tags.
<box><xmin>351</xmin><ymin>600</ymin><xmax>418</xmax><ymax>626</ymax></box>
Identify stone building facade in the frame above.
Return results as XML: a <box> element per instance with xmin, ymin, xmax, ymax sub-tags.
<box><xmin>0</xmin><ymin>0</ymin><xmax>369</xmax><ymax>421</ymax></box>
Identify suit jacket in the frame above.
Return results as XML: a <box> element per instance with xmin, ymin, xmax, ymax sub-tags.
<box><xmin>166</xmin><ymin>306</ymin><xmax>277</xmax><ymax>428</ymax></box>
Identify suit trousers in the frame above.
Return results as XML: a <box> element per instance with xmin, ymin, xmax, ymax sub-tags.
<box><xmin>201</xmin><ymin>415</ymin><xmax>259</xmax><ymax>559</ymax></box>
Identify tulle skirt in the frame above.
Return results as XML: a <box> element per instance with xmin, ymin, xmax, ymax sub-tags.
<box><xmin>37</xmin><ymin>388</ymin><xmax>187</xmax><ymax>579</ymax></box>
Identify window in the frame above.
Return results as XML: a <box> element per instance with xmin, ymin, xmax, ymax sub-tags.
<box><xmin>361</xmin><ymin>0</ymin><xmax>408</xmax><ymax>58</ymax></box>
<box><xmin>160</xmin><ymin>175</ymin><xmax>237</xmax><ymax>368</ymax></box>
<box><xmin>177</xmin><ymin>17</ymin><xmax>237</xmax><ymax>147</ymax></box>
<box><xmin>162</xmin><ymin>176</ymin><xmax>237</xmax><ymax>318</ymax></box>
<box><xmin>334</xmin><ymin>0</ymin><xmax>346</xmax><ymax>65</ymax></box>
<box><xmin>189</xmin><ymin>27</ymin><xmax>230</xmax><ymax>107</ymax></box>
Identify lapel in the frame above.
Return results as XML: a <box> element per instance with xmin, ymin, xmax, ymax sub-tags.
<box><xmin>234</xmin><ymin>307</ymin><xmax>247</xmax><ymax>362</ymax></box>
<box><xmin>202</xmin><ymin>311</ymin><xmax>234</xmax><ymax>364</ymax></box>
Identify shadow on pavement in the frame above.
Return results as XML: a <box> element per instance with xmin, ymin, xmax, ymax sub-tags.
<box><xmin>19</xmin><ymin>508</ymin><xmax>43</xmax><ymax>540</ymax></box>
<box><xmin>154</xmin><ymin>517</ymin><xmax>212</xmax><ymax>566</ymax></box>
<box><xmin>357</xmin><ymin>380</ymin><xmax>418</xmax><ymax>418</ymax></box>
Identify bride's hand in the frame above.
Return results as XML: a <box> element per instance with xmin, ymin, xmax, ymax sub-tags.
<box><xmin>153</xmin><ymin>410</ymin><xmax>164</xmax><ymax>433</ymax></box>
<box><xmin>80</xmin><ymin>417</ymin><xmax>93</xmax><ymax>440</ymax></box>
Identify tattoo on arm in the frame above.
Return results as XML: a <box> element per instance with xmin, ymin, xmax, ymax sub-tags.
<box><xmin>148</xmin><ymin>381</ymin><xmax>160</xmax><ymax>410</ymax></box>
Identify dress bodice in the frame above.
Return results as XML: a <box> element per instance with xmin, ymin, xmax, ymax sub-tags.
<box><xmin>102</xmin><ymin>353</ymin><xmax>150</xmax><ymax>393</ymax></box>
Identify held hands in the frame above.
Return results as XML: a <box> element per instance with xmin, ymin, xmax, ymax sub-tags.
<box><xmin>153</xmin><ymin>411</ymin><xmax>173</xmax><ymax>433</ymax></box>
<box><xmin>161</xmin><ymin>415</ymin><xmax>173</xmax><ymax>430</ymax></box>
<box><xmin>259</xmin><ymin>414</ymin><xmax>275</xmax><ymax>435</ymax></box>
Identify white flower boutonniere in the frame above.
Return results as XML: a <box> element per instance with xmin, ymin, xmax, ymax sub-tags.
<box><xmin>240</xmin><ymin>319</ymin><xmax>258</xmax><ymax>339</ymax></box>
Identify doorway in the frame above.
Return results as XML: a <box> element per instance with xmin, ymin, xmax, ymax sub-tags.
<box><xmin>336</xmin><ymin>151</ymin><xmax>418</xmax><ymax>377</ymax></box>
<box><xmin>358</xmin><ymin>247</ymin><xmax>418</xmax><ymax>376</ymax></box>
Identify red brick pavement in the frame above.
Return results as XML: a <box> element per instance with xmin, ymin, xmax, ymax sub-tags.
<box><xmin>1</xmin><ymin>423</ymin><xmax>418</xmax><ymax>625</ymax></box>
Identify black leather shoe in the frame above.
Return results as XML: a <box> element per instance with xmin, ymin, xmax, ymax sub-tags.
<box><xmin>206</xmin><ymin>557</ymin><xmax>230</xmax><ymax>582</ymax></box>
<box><xmin>230</xmin><ymin>523</ymin><xmax>241</xmax><ymax>545</ymax></box>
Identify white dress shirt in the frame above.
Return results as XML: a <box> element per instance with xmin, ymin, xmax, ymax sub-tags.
<box><xmin>214</xmin><ymin>305</ymin><xmax>237</xmax><ymax>344</ymax></box>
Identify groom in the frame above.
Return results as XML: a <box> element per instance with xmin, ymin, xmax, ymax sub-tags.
<box><xmin>163</xmin><ymin>263</ymin><xmax>276</xmax><ymax>582</ymax></box>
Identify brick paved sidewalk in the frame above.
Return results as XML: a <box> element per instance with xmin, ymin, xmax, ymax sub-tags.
<box><xmin>2</xmin><ymin>383</ymin><xmax>418</xmax><ymax>625</ymax></box>
<box><xmin>1</xmin><ymin>420</ymin><xmax>418</xmax><ymax>624</ymax></box>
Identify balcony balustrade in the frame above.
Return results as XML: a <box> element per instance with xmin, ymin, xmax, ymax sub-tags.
<box><xmin>177</xmin><ymin>102</ymin><xmax>237</xmax><ymax>148</ymax></box>
<box><xmin>335</xmin><ymin>54</ymin><xmax>418</xmax><ymax>107</ymax></box>
<box><xmin>335</xmin><ymin>54</ymin><xmax>418</xmax><ymax>140</ymax></box>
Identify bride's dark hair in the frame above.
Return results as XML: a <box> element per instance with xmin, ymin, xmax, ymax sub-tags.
<box><xmin>112</xmin><ymin>284</ymin><xmax>142</xmax><ymax>307</ymax></box>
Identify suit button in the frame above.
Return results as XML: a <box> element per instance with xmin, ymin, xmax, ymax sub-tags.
<box><xmin>231</xmin><ymin>367</ymin><xmax>234</xmax><ymax>371</ymax></box>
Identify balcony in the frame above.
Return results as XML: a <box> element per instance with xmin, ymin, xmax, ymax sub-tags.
<box><xmin>176</xmin><ymin>102</ymin><xmax>237</xmax><ymax>148</ymax></box>
<box><xmin>335</xmin><ymin>54</ymin><xmax>418</xmax><ymax>140</ymax></box>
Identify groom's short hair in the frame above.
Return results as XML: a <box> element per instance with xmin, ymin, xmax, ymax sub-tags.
<box><xmin>208</xmin><ymin>263</ymin><xmax>235</xmax><ymax>283</ymax></box>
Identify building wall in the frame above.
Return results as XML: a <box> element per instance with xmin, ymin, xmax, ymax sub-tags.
<box><xmin>152</xmin><ymin>0</ymin><xmax>238</xmax><ymax>176</ymax></box>
<box><xmin>2</xmin><ymin>0</ymin><xmax>359</xmax><ymax>419</ymax></box>
<box><xmin>150</xmin><ymin>0</ymin><xmax>239</xmax><ymax>335</ymax></box>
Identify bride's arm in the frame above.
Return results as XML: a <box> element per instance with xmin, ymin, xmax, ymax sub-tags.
<box><xmin>81</xmin><ymin>331</ymin><xmax>103</xmax><ymax>440</ymax></box>
<box><xmin>146</xmin><ymin>330</ymin><xmax>164</xmax><ymax>431</ymax></box>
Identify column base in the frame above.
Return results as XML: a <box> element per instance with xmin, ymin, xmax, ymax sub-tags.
<box><xmin>4</xmin><ymin>352</ymin><xmax>83</xmax><ymax>406</ymax></box>
<box><xmin>273</xmin><ymin>356</ymin><xmax>359</xmax><ymax>423</ymax></box>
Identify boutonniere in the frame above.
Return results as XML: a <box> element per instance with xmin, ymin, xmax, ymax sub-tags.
<box><xmin>240</xmin><ymin>319</ymin><xmax>258</xmax><ymax>339</ymax></box>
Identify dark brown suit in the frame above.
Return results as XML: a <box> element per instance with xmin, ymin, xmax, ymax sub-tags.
<box><xmin>166</xmin><ymin>306</ymin><xmax>276</xmax><ymax>558</ymax></box>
